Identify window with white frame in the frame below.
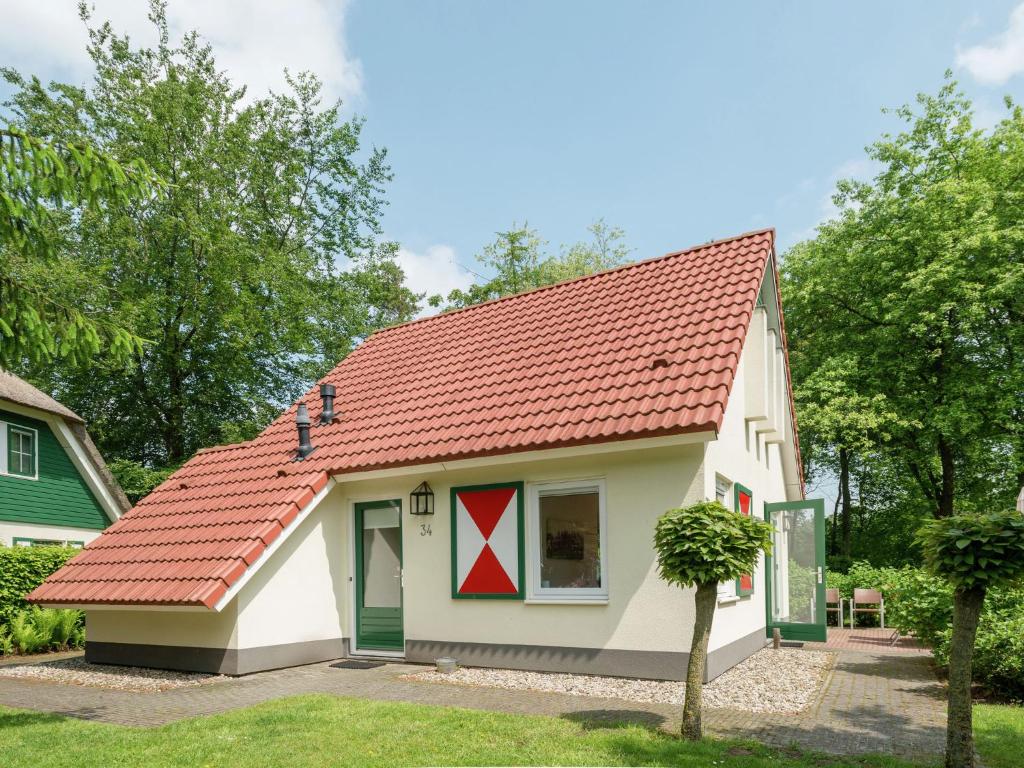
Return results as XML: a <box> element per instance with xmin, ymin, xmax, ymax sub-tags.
<box><xmin>715</xmin><ymin>475</ymin><xmax>737</xmax><ymax>600</ymax></box>
<box><xmin>5</xmin><ymin>424</ymin><xmax>37</xmax><ymax>479</ymax></box>
<box><xmin>528</xmin><ymin>479</ymin><xmax>607</xmax><ymax>601</ymax></box>
<box><xmin>13</xmin><ymin>538</ymin><xmax>83</xmax><ymax>548</ymax></box>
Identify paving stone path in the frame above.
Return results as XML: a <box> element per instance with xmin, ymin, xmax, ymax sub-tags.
<box><xmin>0</xmin><ymin>648</ymin><xmax>945</xmax><ymax>759</ymax></box>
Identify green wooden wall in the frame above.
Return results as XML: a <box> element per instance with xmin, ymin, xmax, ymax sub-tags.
<box><xmin>0</xmin><ymin>408</ymin><xmax>108</xmax><ymax>530</ymax></box>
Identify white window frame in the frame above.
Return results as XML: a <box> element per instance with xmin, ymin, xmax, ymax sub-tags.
<box><xmin>2</xmin><ymin>422</ymin><xmax>38</xmax><ymax>480</ymax></box>
<box><xmin>714</xmin><ymin>474</ymin><xmax>738</xmax><ymax>602</ymax></box>
<box><xmin>527</xmin><ymin>478</ymin><xmax>608</xmax><ymax>603</ymax></box>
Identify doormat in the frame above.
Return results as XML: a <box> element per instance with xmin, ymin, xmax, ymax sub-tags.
<box><xmin>330</xmin><ymin>660</ymin><xmax>385</xmax><ymax>670</ymax></box>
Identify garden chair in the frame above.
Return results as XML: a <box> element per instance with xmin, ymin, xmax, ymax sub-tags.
<box><xmin>825</xmin><ymin>588</ymin><xmax>844</xmax><ymax>627</ymax></box>
<box><xmin>850</xmin><ymin>587</ymin><xmax>885</xmax><ymax>629</ymax></box>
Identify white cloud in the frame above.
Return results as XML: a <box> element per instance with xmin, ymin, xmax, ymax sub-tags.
<box><xmin>956</xmin><ymin>4</ymin><xmax>1024</xmax><ymax>85</ymax></box>
<box><xmin>395</xmin><ymin>244</ymin><xmax>476</xmax><ymax>316</ymax></box>
<box><xmin>0</xmin><ymin>0</ymin><xmax>362</xmax><ymax>104</ymax></box>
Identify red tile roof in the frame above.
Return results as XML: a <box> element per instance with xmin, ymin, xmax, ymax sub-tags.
<box><xmin>30</xmin><ymin>228</ymin><xmax>789</xmax><ymax>608</ymax></box>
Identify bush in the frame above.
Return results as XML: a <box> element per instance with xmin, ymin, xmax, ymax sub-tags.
<box><xmin>971</xmin><ymin>615</ymin><xmax>1024</xmax><ymax>702</ymax></box>
<box><xmin>0</xmin><ymin>545</ymin><xmax>80</xmax><ymax>628</ymax></box>
<box><xmin>827</xmin><ymin>559</ymin><xmax>1024</xmax><ymax>700</ymax></box>
<box><xmin>3</xmin><ymin>607</ymin><xmax>85</xmax><ymax>655</ymax></box>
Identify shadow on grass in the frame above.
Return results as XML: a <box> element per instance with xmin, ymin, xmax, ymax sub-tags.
<box><xmin>560</xmin><ymin>708</ymin><xmax>667</xmax><ymax>731</ymax></box>
<box><xmin>0</xmin><ymin>710</ymin><xmax>67</xmax><ymax>729</ymax></box>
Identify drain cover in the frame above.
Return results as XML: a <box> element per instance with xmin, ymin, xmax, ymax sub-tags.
<box><xmin>330</xmin><ymin>660</ymin><xmax>385</xmax><ymax>670</ymax></box>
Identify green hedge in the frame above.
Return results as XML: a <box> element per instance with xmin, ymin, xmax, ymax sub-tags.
<box><xmin>828</xmin><ymin>560</ymin><xmax>1024</xmax><ymax>700</ymax></box>
<box><xmin>0</xmin><ymin>545</ymin><xmax>78</xmax><ymax>628</ymax></box>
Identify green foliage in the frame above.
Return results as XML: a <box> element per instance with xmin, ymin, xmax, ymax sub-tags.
<box><xmin>0</xmin><ymin>127</ymin><xmax>162</xmax><ymax>367</ymax></box>
<box><xmin>3</xmin><ymin>607</ymin><xmax>84</xmax><ymax>655</ymax></box>
<box><xmin>107</xmin><ymin>458</ymin><xmax>176</xmax><ymax>504</ymax></box>
<box><xmin>0</xmin><ymin>627</ymin><xmax>11</xmax><ymax>655</ymax></box>
<box><xmin>2</xmin><ymin>2</ymin><xmax>416</xmax><ymax>464</ymax></box>
<box><xmin>917</xmin><ymin>510</ymin><xmax>1024</xmax><ymax>590</ymax></box>
<box><xmin>8</xmin><ymin>611</ymin><xmax>44</xmax><ymax>654</ymax></box>
<box><xmin>0</xmin><ymin>545</ymin><xmax>78</xmax><ymax>627</ymax></box>
<box><xmin>970</xmin><ymin>615</ymin><xmax>1024</xmax><ymax>702</ymax></box>
<box><xmin>654</xmin><ymin>501</ymin><xmax>772</xmax><ymax>587</ymax></box>
<box><xmin>828</xmin><ymin>560</ymin><xmax>1024</xmax><ymax>699</ymax></box>
<box><xmin>436</xmin><ymin>219</ymin><xmax>633</xmax><ymax>309</ymax></box>
<box><xmin>782</xmin><ymin>79</ymin><xmax>1024</xmax><ymax>520</ymax></box>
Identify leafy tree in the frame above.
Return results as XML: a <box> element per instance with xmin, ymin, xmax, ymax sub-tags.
<box><xmin>783</xmin><ymin>79</ymin><xmax>1024</xmax><ymax>520</ymax></box>
<box><xmin>1</xmin><ymin>127</ymin><xmax>162</xmax><ymax>366</ymax></box>
<box><xmin>106</xmin><ymin>459</ymin><xmax>176</xmax><ymax>504</ymax></box>
<box><xmin>2</xmin><ymin>1</ymin><xmax>416</xmax><ymax>465</ymax></box>
<box><xmin>917</xmin><ymin>510</ymin><xmax>1024</xmax><ymax>768</ymax></box>
<box><xmin>538</xmin><ymin>219</ymin><xmax>632</xmax><ymax>284</ymax></box>
<box><xmin>653</xmin><ymin>501</ymin><xmax>772</xmax><ymax>740</ymax></box>
<box><xmin>435</xmin><ymin>219</ymin><xmax>632</xmax><ymax>309</ymax></box>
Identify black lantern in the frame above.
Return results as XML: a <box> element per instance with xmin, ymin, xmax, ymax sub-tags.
<box><xmin>410</xmin><ymin>481</ymin><xmax>435</xmax><ymax>516</ymax></box>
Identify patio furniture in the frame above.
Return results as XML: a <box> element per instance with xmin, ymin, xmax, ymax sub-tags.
<box><xmin>851</xmin><ymin>587</ymin><xmax>885</xmax><ymax>629</ymax></box>
<box><xmin>826</xmin><ymin>588</ymin><xmax>844</xmax><ymax>627</ymax></box>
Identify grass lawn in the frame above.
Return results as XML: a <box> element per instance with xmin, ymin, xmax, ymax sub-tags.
<box><xmin>973</xmin><ymin>703</ymin><xmax>1024</xmax><ymax>768</ymax></box>
<box><xmin>0</xmin><ymin>694</ymin><xmax>933</xmax><ymax>768</ymax></box>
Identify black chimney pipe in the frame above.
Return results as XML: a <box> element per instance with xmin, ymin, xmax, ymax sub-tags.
<box><xmin>319</xmin><ymin>383</ymin><xmax>336</xmax><ymax>425</ymax></box>
<box><xmin>295</xmin><ymin>403</ymin><xmax>315</xmax><ymax>459</ymax></box>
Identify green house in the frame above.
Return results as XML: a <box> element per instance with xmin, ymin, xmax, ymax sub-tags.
<box><xmin>0</xmin><ymin>369</ymin><xmax>129</xmax><ymax>548</ymax></box>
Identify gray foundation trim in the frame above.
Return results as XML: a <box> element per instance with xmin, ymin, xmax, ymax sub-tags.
<box><xmin>85</xmin><ymin>637</ymin><xmax>349</xmax><ymax>676</ymax></box>
<box><xmin>705</xmin><ymin>628</ymin><xmax>771</xmax><ymax>681</ymax></box>
<box><xmin>406</xmin><ymin>628</ymin><xmax>768</xmax><ymax>682</ymax></box>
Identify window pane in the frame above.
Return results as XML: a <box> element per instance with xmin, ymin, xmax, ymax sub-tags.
<box><xmin>362</xmin><ymin>507</ymin><xmax>401</xmax><ymax>608</ymax></box>
<box><xmin>9</xmin><ymin>429</ymin><xmax>34</xmax><ymax>476</ymax></box>
<box><xmin>715</xmin><ymin>476</ymin><xmax>729</xmax><ymax>505</ymax></box>
<box><xmin>538</xmin><ymin>490</ymin><xmax>600</xmax><ymax>589</ymax></box>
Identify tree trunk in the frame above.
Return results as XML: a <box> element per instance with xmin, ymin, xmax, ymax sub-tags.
<box><xmin>829</xmin><ymin>493</ymin><xmax>840</xmax><ymax>554</ymax></box>
<box><xmin>945</xmin><ymin>586</ymin><xmax>985</xmax><ymax>768</ymax></box>
<box><xmin>682</xmin><ymin>582</ymin><xmax>718</xmax><ymax>740</ymax></box>
<box><xmin>839</xmin><ymin>447</ymin><xmax>852</xmax><ymax>558</ymax></box>
<box><xmin>937</xmin><ymin>436</ymin><xmax>955</xmax><ymax>519</ymax></box>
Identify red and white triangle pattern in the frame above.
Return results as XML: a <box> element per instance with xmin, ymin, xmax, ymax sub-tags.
<box><xmin>737</xmin><ymin>488</ymin><xmax>754</xmax><ymax>592</ymax></box>
<box><xmin>455</xmin><ymin>486</ymin><xmax>520</xmax><ymax>595</ymax></box>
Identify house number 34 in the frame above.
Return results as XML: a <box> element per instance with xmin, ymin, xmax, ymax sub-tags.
<box><xmin>419</xmin><ymin>523</ymin><xmax>432</xmax><ymax>537</ymax></box>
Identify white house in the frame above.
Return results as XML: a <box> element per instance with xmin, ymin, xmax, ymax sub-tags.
<box><xmin>31</xmin><ymin>228</ymin><xmax>826</xmax><ymax>679</ymax></box>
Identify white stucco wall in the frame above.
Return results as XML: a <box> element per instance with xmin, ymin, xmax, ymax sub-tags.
<box><xmin>87</xmin><ymin>603</ymin><xmax>238</xmax><ymax>648</ymax></box>
<box><xmin>287</xmin><ymin>443</ymin><xmax>708</xmax><ymax>656</ymax></box>
<box><xmin>701</xmin><ymin>324</ymin><xmax>798</xmax><ymax>653</ymax></box>
<box><xmin>232</xmin><ymin>490</ymin><xmax>348</xmax><ymax>649</ymax></box>
<box><xmin>0</xmin><ymin>521</ymin><xmax>104</xmax><ymax>547</ymax></box>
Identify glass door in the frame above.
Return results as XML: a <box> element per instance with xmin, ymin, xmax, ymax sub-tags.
<box><xmin>764</xmin><ymin>499</ymin><xmax>826</xmax><ymax>642</ymax></box>
<box><xmin>355</xmin><ymin>500</ymin><xmax>403</xmax><ymax>652</ymax></box>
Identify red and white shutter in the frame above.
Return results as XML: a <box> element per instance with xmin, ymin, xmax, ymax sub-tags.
<box><xmin>735</xmin><ymin>485</ymin><xmax>755</xmax><ymax>596</ymax></box>
<box><xmin>452</xmin><ymin>483</ymin><xmax>523</xmax><ymax>598</ymax></box>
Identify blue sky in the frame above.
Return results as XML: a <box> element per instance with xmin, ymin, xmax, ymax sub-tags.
<box><xmin>4</xmin><ymin>1</ymin><xmax>1024</xmax><ymax>301</ymax></box>
<box><xmin>345</xmin><ymin>1</ymin><xmax>1024</xmax><ymax>292</ymax></box>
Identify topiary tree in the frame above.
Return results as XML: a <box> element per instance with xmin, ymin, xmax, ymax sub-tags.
<box><xmin>654</xmin><ymin>500</ymin><xmax>773</xmax><ymax>740</ymax></box>
<box><xmin>916</xmin><ymin>509</ymin><xmax>1024</xmax><ymax>768</ymax></box>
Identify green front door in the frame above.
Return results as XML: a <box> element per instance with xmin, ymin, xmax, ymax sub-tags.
<box><xmin>354</xmin><ymin>500</ymin><xmax>404</xmax><ymax>652</ymax></box>
<box><xmin>764</xmin><ymin>498</ymin><xmax>827</xmax><ymax>642</ymax></box>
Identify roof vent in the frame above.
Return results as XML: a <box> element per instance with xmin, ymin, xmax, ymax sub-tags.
<box><xmin>319</xmin><ymin>383</ymin><xmax>336</xmax><ymax>425</ymax></box>
<box><xmin>294</xmin><ymin>403</ymin><xmax>315</xmax><ymax>460</ymax></box>
<box><xmin>651</xmin><ymin>357</ymin><xmax>669</xmax><ymax>370</ymax></box>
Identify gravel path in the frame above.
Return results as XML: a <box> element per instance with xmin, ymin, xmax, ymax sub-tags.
<box><xmin>0</xmin><ymin>657</ymin><xmax>226</xmax><ymax>692</ymax></box>
<box><xmin>403</xmin><ymin>648</ymin><xmax>834</xmax><ymax>714</ymax></box>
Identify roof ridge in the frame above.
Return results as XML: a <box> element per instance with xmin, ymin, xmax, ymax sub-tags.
<box><xmin>366</xmin><ymin>227</ymin><xmax>776</xmax><ymax>338</ymax></box>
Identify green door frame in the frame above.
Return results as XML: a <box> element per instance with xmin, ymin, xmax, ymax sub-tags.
<box><xmin>763</xmin><ymin>498</ymin><xmax>827</xmax><ymax>642</ymax></box>
<box><xmin>354</xmin><ymin>499</ymin><xmax>404</xmax><ymax>652</ymax></box>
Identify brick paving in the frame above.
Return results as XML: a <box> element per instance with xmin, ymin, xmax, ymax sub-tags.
<box><xmin>0</xmin><ymin>646</ymin><xmax>945</xmax><ymax>759</ymax></box>
<box><xmin>804</xmin><ymin>627</ymin><xmax>929</xmax><ymax>654</ymax></box>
